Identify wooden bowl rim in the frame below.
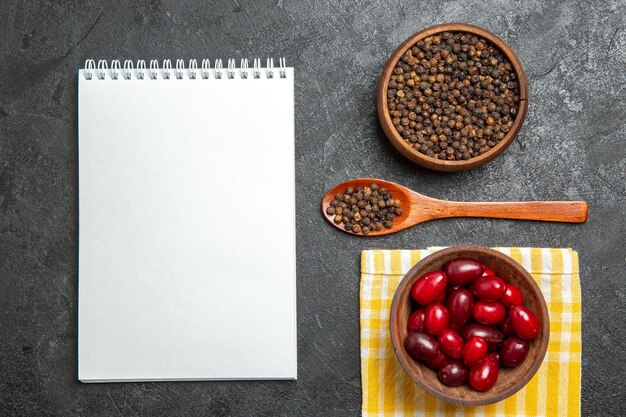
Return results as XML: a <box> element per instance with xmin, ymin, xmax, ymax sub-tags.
<box><xmin>377</xmin><ymin>23</ymin><xmax>529</xmax><ymax>172</ymax></box>
<box><xmin>389</xmin><ymin>245</ymin><xmax>550</xmax><ymax>406</ymax></box>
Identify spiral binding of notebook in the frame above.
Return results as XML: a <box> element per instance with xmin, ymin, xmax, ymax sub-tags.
<box><xmin>82</xmin><ymin>58</ymin><xmax>288</xmax><ymax>80</ymax></box>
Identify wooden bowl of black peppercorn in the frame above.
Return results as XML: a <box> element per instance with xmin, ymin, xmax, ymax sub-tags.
<box><xmin>377</xmin><ymin>23</ymin><xmax>528</xmax><ymax>172</ymax></box>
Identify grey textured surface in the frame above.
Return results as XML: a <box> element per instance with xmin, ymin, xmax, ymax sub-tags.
<box><xmin>1</xmin><ymin>0</ymin><xmax>625</xmax><ymax>416</ymax></box>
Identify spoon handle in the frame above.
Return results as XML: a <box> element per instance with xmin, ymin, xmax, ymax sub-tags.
<box><xmin>431</xmin><ymin>200</ymin><xmax>588</xmax><ymax>223</ymax></box>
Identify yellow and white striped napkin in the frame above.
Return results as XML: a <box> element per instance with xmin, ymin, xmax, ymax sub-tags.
<box><xmin>360</xmin><ymin>247</ymin><xmax>581</xmax><ymax>417</ymax></box>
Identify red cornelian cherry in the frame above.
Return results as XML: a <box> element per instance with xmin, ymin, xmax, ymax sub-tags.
<box><xmin>463</xmin><ymin>336</ymin><xmax>488</xmax><ymax>367</ymax></box>
<box><xmin>424</xmin><ymin>303</ymin><xmax>449</xmax><ymax>335</ymax></box>
<box><xmin>411</xmin><ymin>271</ymin><xmax>447</xmax><ymax>305</ymax></box>
<box><xmin>500</xmin><ymin>336</ymin><xmax>529</xmax><ymax>367</ymax></box>
<box><xmin>444</xmin><ymin>258</ymin><xmax>485</xmax><ymax>286</ymax></box>
<box><xmin>447</xmin><ymin>288</ymin><xmax>474</xmax><ymax>326</ymax></box>
<box><xmin>404</xmin><ymin>331</ymin><xmax>439</xmax><ymax>361</ymax></box>
<box><xmin>470</xmin><ymin>275</ymin><xmax>506</xmax><ymax>301</ymax></box>
<box><xmin>472</xmin><ymin>301</ymin><xmax>506</xmax><ymax>325</ymax></box>
<box><xmin>501</xmin><ymin>284</ymin><xmax>524</xmax><ymax>307</ymax></box>
<box><xmin>509</xmin><ymin>305</ymin><xmax>540</xmax><ymax>340</ymax></box>
<box><xmin>438</xmin><ymin>329</ymin><xmax>464</xmax><ymax>359</ymax></box>
<box><xmin>407</xmin><ymin>309</ymin><xmax>426</xmax><ymax>333</ymax></box>
<box><xmin>438</xmin><ymin>360</ymin><xmax>469</xmax><ymax>387</ymax></box>
<box><xmin>469</xmin><ymin>353</ymin><xmax>500</xmax><ymax>392</ymax></box>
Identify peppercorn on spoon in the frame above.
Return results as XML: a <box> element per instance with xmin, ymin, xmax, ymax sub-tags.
<box><xmin>322</xmin><ymin>178</ymin><xmax>588</xmax><ymax>236</ymax></box>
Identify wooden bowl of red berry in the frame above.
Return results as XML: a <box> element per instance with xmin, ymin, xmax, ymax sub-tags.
<box><xmin>389</xmin><ymin>246</ymin><xmax>549</xmax><ymax>406</ymax></box>
<box><xmin>377</xmin><ymin>23</ymin><xmax>528</xmax><ymax>172</ymax></box>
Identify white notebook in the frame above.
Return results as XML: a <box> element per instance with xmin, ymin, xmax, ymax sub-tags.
<box><xmin>78</xmin><ymin>58</ymin><xmax>296</xmax><ymax>382</ymax></box>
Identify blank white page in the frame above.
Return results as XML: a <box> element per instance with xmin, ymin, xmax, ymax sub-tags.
<box><xmin>78</xmin><ymin>65</ymin><xmax>296</xmax><ymax>382</ymax></box>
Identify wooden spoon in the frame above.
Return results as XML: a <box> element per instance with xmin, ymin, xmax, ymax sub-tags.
<box><xmin>322</xmin><ymin>178</ymin><xmax>588</xmax><ymax>236</ymax></box>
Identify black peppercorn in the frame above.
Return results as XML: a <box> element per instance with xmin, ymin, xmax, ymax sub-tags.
<box><xmin>387</xmin><ymin>31</ymin><xmax>520</xmax><ymax>161</ymax></box>
<box><xmin>327</xmin><ymin>182</ymin><xmax>402</xmax><ymax>234</ymax></box>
